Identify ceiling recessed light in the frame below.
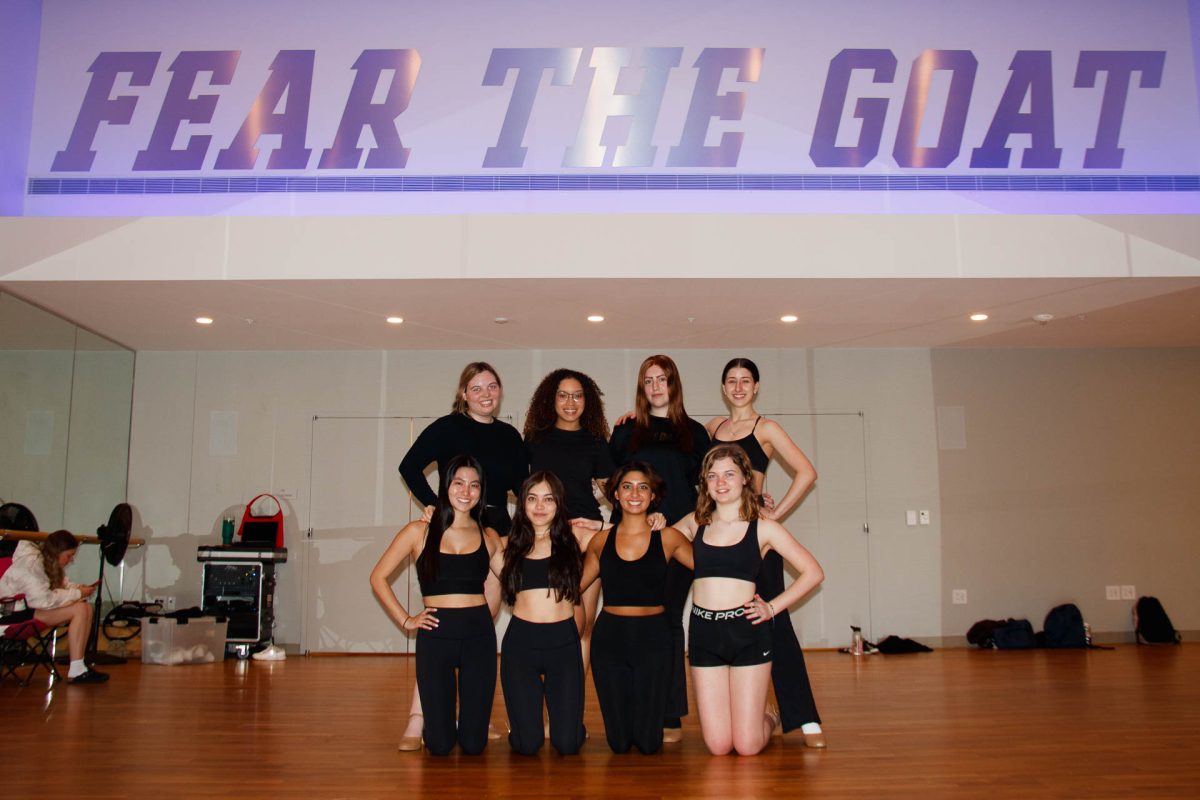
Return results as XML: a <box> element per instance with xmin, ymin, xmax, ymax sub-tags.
<box><xmin>493</xmin><ymin>316</ymin><xmax>509</xmax><ymax>324</ymax></box>
<box><xmin>195</xmin><ymin>316</ymin><xmax>213</xmax><ymax>325</ymax></box>
<box><xmin>587</xmin><ymin>314</ymin><xmax>605</xmax><ymax>323</ymax></box>
<box><xmin>386</xmin><ymin>316</ymin><xmax>404</xmax><ymax>324</ymax></box>
<box><xmin>780</xmin><ymin>314</ymin><xmax>798</xmax><ymax>323</ymax></box>
<box><xmin>1032</xmin><ymin>313</ymin><xmax>1054</xmax><ymax>323</ymax></box>
<box><xmin>970</xmin><ymin>313</ymin><xmax>989</xmax><ymax>321</ymax></box>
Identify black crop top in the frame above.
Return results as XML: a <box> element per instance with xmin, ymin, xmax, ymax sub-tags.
<box><xmin>711</xmin><ymin>417</ymin><xmax>769</xmax><ymax>474</ymax></box>
<box><xmin>692</xmin><ymin>519</ymin><xmax>762</xmax><ymax>583</ymax></box>
<box><xmin>519</xmin><ymin>556</ymin><xmax>551</xmax><ymax>593</ymax></box>
<box><xmin>599</xmin><ymin>528</ymin><xmax>666</xmax><ymax>607</ymax></box>
<box><xmin>417</xmin><ymin>534</ymin><xmax>489</xmax><ymax>596</ymax></box>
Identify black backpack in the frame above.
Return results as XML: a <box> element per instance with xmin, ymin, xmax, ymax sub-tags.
<box><xmin>1043</xmin><ymin>603</ymin><xmax>1088</xmax><ymax>648</ymax></box>
<box><xmin>992</xmin><ymin>619</ymin><xmax>1037</xmax><ymax>649</ymax></box>
<box><xmin>1134</xmin><ymin>596</ymin><xmax>1181</xmax><ymax>645</ymax></box>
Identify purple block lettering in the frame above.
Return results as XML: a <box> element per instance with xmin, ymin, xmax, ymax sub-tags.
<box><xmin>318</xmin><ymin>49</ymin><xmax>420</xmax><ymax>170</ymax></box>
<box><xmin>970</xmin><ymin>51</ymin><xmax>1061</xmax><ymax>168</ymax></box>
<box><xmin>893</xmin><ymin>50</ymin><xmax>977</xmax><ymax>168</ymax></box>
<box><xmin>133</xmin><ymin>51</ymin><xmax>239</xmax><ymax>171</ymax></box>
<box><xmin>482</xmin><ymin>48</ymin><xmax>581</xmax><ymax>168</ymax></box>
<box><xmin>666</xmin><ymin>48</ymin><xmax>763</xmax><ymax>168</ymax></box>
<box><xmin>51</xmin><ymin>52</ymin><xmax>160</xmax><ymax>172</ymax></box>
<box><xmin>215</xmin><ymin>50</ymin><xmax>315</xmax><ymax>170</ymax></box>
<box><xmin>810</xmin><ymin>49</ymin><xmax>896</xmax><ymax>168</ymax></box>
<box><xmin>1075</xmin><ymin>51</ymin><xmax>1165</xmax><ymax>169</ymax></box>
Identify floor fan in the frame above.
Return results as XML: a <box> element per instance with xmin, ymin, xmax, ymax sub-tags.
<box><xmin>86</xmin><ymin>503</ymin><xmax>132</xmax><ymax>665</ymax></box>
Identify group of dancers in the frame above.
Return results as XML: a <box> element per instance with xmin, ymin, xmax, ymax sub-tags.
<box><xmin>369</xmin><ymin>355</ymin><xmax>825</xmax><ymax>757</ymax></box>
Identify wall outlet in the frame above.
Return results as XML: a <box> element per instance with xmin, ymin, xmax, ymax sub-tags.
<box><xmin>1105</xmin><ymin>585</ymin><xmax>1121</xmax><ymax>601</ymax></box>
<box><xmin>918</xmin><ymin>509</ymin><xmax>931</xmax><ymax>526</ymax></box>
<box><xmin>952</xmin><ymin>589</ymin><xmax>968</xmax><ymax>605</ymax></box>
<box><xmin>163</xmin><ymin>596</ymin><xmax>177</xmax><ymax>611</ymax></box>
<box><xmin>1120</xmin><ymin>585</ymin><xmax>1136</xmax><ymax>600</ymax></box>
<box><xmin>905</xmin><ymin>510</ymin><xmax>917</xmax><ymax>526</ymax></box>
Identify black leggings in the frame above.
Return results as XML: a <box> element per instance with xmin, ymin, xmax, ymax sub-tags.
<box><xmin>415</xmin><ymin>605</ymin><xmax>497</xmax><ymax>756</ymax></box>
<box><xmin>501</xmin><ymin>617</ymin><xmax>586</xmax><ymax>756</ymax></box>
<box><xmin>591</xmin><ymin>611</ymin><xmax>672</xmax><ymax>754</ymax></box>
<box><xmin>758</xmin><ymin>549</ymin><xmax>821</xmax><ymax>731</ymax></box>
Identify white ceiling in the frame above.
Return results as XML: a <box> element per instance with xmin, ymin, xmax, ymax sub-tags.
<box><xmin>2</xmin><ymin>213</ymin><xmax>1199</xmax><ymax>351</ymax></box>
<box><xmin>4</xmin><ymin>276</ymin><xmax>1199</xmax><ymax>351</ymax></box>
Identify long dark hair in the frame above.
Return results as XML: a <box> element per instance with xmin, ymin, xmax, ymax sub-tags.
<box><xmin>523</xmin><ymin>368</ymin><xmax>609</xmax><ymax>444</ymax></box>
<box><xmin>40</xmin><ymin>530</ymin><xmax>79</xmax><ymax>590</ymax></box>
<box><xmin>501</xmin><ymin>472</ymin><xmax>581</xmax><ymax>605</ymax></box>
<box><xmin>632</xmin><ymin>354</ymin><xmax>694</xmax><ymax>453</ymax></box>
<box><xmin>416</xmin><ymin>454</ymin><xmax>486</xmax><ymax>587</ymax></box>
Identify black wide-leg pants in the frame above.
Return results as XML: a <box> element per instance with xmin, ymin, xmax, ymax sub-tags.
<box><xmin>757</xmin><ymin>549</ymin><xmax>821</xmax><ymax>731</ymax></box>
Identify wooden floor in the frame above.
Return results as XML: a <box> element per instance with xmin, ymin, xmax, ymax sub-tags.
<box><xmin>4</xmin><ymin>645</ymin><xmax>1199</xmax><ymax>799</ymax></box>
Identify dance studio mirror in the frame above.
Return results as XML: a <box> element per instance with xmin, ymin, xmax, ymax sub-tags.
<box><xmin>0</xmin><ymin>291</ymin><xmax>133</xmax><ymax>541</ymax></box>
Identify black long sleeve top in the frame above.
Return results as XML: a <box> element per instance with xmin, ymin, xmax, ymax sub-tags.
<box><xmin>398</xmin><ymin>413</ymin><xmax>529</xmax><ymax>511</ymax></box>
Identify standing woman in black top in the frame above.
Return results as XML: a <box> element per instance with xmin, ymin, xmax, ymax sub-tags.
<box><xmin>399</xmin><ymin>362</ymin><xmax>529</xmax><ymax>537</ymax></box>
<box><xmin>524</xmin><ymin>368</ymin><xmax>614</xmax><ymax>671</ymax></box>
<box><xmin>705</xmin><ymin>357</ymin><xmax>825</xmax><ymax>747</ymax></box>
<box><xmin>608</xmin><ymin>354</ymin><xmax>710</xmax><ymax>740</ymax></box>
<box><xmin>369</xmin><ymin>455</ymin><xmax>503</xmax><ymax>755</ymax></box>
<box><xmin>396</xmin><ymin>362</ymin><xmax>528</xmax><ymax>745</ymax></box>
<box><xmin>580</xmin><ymin>462</ymin><xmax>694</xmax><ymax>754</ymax></box>
<box><xmin>497</xmin><ymin>471</ymin><xmax>586</xmax><ymax>756</ymax></box>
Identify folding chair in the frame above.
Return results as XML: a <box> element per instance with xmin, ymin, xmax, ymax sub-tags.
<box><xmin>0</xmin><ymin>557</ymin><xmax>66</xmax><ymax>686</ymax></box>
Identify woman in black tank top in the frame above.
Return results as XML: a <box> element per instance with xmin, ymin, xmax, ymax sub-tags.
<box><xmin>579</xmin><ymin>462</ymin><xmax>693</xmax><ymax>754</ymax></box>
<box><xmin>369</xmin><ymin>455</ymin><xmax>503</xmax><ymax>755</ymax></box>
<box><xmin>705</xmin><ymin>357</ymin><xmax>826</xmax><ymax>747</ymax></box>
<box><xmin>496</xmin><ymin>472</ymin><xmax>587</xmax><ymax>756</ymax></box>
<box><xmin>673</xmin><ymin>443</ymin><xmax>824</xmax><ymax>757</ymax></box>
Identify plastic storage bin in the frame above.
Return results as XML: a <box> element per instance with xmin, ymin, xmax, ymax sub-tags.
<box><xmin>142</xmin><ymin>616</ymin><xmax>227</xmax><ymax>665</ymax></box>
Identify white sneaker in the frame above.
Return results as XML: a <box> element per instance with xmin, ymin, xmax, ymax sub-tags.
<box><xmin>252</xmin><ymin>644</ymin><xmax>287</xmax><ymax>661</ymax></box>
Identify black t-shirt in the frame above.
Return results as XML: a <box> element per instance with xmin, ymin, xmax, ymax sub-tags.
<box><xmin>609</xmin><ymin>415</ymin><xmax>710</xmax><ymax>526</ymax></box>
<box><xmin>528</xmin><ymin>426</ymin><xmax>615</xmax><ymax>521</ymax></box>
<box><xmin>398</xmin><ymin>413</ymin><xmax>529</xmax><ymax>514</ymax></box>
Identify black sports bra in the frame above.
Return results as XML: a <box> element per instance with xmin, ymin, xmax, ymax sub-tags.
<box><xmin>417</xmin><ymin>534</ymin><xmax>489</xmax><ymax>596</ymax></box>
<box><xmin>693</xmin><ymin>519</ymin><xmax>761</xmax><ymax>583</ymax></box>
<box><xmin>519</xmin><ymin>556</ymin><xmax>551</xmax><ymax>592</ymax></box>
<box><xmin>599</xmin><ymin>528</ymin><xmax>666</xmax><ymax>607</ymax></box>
<box><xmin>712</xmin><ymin>417</ymin><xmax>769</xmax><ymax>474</ymax></box>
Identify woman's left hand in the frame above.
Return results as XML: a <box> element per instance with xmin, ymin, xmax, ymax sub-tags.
<box><xmin>743</xmin><ymin>593</ymin><xmax>775</xmax><ymax>625</ymax></box>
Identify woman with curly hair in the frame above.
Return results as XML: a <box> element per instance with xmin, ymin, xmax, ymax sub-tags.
<box><xmin>0</xmin><ymin>530</ymin><xmax>106</xmax><ymax>684</ymax></box>
<box><xmin>497</xmin><ymin>471</ymin><xmax>586</xmax><ymax>756</ymax></box>
<box><xmin>524</xmin><ymin>368</ymin><xmax>614</xmax><ymax>669</ymax></box>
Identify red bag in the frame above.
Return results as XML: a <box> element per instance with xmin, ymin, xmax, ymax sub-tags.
<box><xmin>237</xmin><ymin>494</ymin><xmax>284</xmax><ymax>548</ymax></box>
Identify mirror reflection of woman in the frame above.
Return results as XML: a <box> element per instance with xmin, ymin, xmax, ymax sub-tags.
<box><xmin>496</xmin><ymin>472</ymin><xmax>587</xmax><ymax>756</ymax></box>
<box><xmin>580</xmin><ymin>462</ymin><xmax>693</xmax><ymax>754</ymax></box>
<box><xmin>706</xmin><ymin>357</ymin><xmax>825</xmax><ymax>747</ymax></box>
<box><xmin>609</xmin><ymin>354</ymin><xmax>711</xmax><ymax>741</ymax></box>
<box><xmin>369</xmin><ymin>455</ymin><xmax>502</xmax><ymax>755</ymax></box>
<box><xmin>675</xmin><ymin>444</ymin><xmax>824</xmax><ymax>756</ymax></box>
<box><xmin>523</xmin><ymin>368</ymin><xmax>614</xmax><ymax>673</ymax></box>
